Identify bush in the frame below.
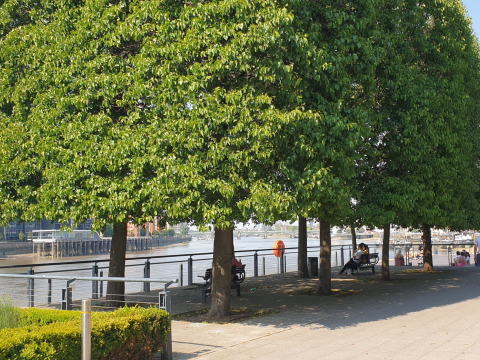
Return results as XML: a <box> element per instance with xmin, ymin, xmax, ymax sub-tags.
<box><xmin>0</xmin><ymin>306</ymin><xmax>170</xmax><ymax>360</ymax></box>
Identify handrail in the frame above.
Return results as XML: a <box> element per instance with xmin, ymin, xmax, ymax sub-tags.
<box><xmin>0</xmin><ymin>241</ymin><xmax>474</xmax><ymax>271</ymax></box>
<box><xmin>0</xmin><ymin>274</ymin><xmax>178</xmax><ymax>283</ymax></box>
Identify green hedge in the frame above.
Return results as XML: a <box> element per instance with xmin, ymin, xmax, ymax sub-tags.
<box><xmin>0</xmin><ymin>307</ymin><xmax>170</xmax><ymax>360</ymax></box>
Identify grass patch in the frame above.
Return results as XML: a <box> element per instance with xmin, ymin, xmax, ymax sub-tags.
<box><xmin>0</xmin><ymin>296</ymin><xmax>19</xmax><ymax>330</ymax></box>
<box><xmin>172</xmin><ymin>307</ymin><xmax>278</xmax><ymax>324</ymax></box>
<box><xmin>286</xmin><ymin>287</ymin><xmax>363</xmax><ymax>296</ymax></box>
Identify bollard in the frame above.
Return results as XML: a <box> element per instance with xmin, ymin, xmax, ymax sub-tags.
<box><xmin>279</xmin><ymin>253</ymin><xmax>284</xmax><ymax>274</ymax></box>
<box><xmin>27</xmin><ymin>268</ymin><xmax>34</xmax><ymax>308</ymax></box>
<box><xmin>143</xmin><ymin>259</ymin><xmax>151</xmax><ymax>292</ymax></box>
<box><xmin>82</xmin><ymin>299</ymin><xmax>91</xmax><ymax>360</ymax></box>
<box><xmin>179</xmin><ymin>264</ymin><xmax>183</xmax><ymax>286</ymax></box>
<box><xmin>254</xmin><ymin>252</ymin><xmax>258</xmax><ymax>277</ymax></box>
<box><xmin>91</xmin><ymin>263</ymin><xmax>98</xmax><ymax>299</ymax></box>
<box><xmin>99</xmin><ymin>271</ymin><xmax>104</xmax><ymax>298</ymax></box>
<box><xmin>262</xmin><ymin>257</ymin><xmax>266</xmax><ymax>276</ymax></box>
<box><xmin>47</xmin><ymin>279</ymin><xmax>52</xmax><ymax>304</ymax></box>
<box><xmin>341</xmin><ymin>246</ymin><xmax>344</xmax><ymax>266</ymax></box>
<box><xmin>336</xmin><ymin>252</ymin><xmax>338</xmax><ymax>267</ymax></box>
<box><xmin>159</xmin><ymin>291</ymin><xmax>172</xmax><ymax>360</ymax></box>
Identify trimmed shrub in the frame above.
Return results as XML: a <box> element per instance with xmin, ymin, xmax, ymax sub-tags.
<box><xmin>0</xmin><ymin>307</ymin><xmax>170</xmax><ymax>360</ymax></box>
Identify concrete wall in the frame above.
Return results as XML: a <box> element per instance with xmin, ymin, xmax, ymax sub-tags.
<box><xmin>0</xmin><ymin>242</ymin><xmax>33</xmax><ymax>256</ymax></box>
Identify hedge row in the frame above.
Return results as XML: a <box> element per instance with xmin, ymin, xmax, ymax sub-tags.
<box><xmin>0</xmin><ymin>307</ymin><xmax>170</xmax><ymax>360</ymax></box>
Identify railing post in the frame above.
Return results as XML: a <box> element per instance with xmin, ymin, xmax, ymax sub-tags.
<box><xmin>284</xmin><ymin>254</ymin><xmax>287</xmax><ymax>272</ymax></box>
<box><xmin>335</xmin><ymin>252</ymin><xmax>338</xmax><ymax>267</ymax></box>
<box><xmin>144</xmin><ymin>259</ymin><xmax>151</xmax><ymax>292</ymax></box>
<box><xmin>92</xmin><ymin>263</ymin><xmax>98</xmax><ymax>299</ymax></box>
<box><xmin>179</xmin><ymin>264</ymin><xmax>183</xmax><ymax>286</ymax></box>
<box><xmin>159</xmin><ymin>291</ymin><xmax>172</xmax><ymax>360</ymax></box>
<box><xmin>47</xmin><ymin>278</ymin><xmax>52</xmax><ymax>304</ymax></box>
<box><xmin>62</xmin><ymin>286</ymin><xmax>73</xmax><ymax>310</ymax></box>
<box><xmin>280</xmin><ymin>253</ymin><xmax>284</xmax><ymax>273</ymax></box>
<box><xmin>27</xmin><ymin>268</ymin><xmax>34</xmax><ymax>308</ymax></box>
<box><xmin>99</xmin><ymin>271</ymin><xmax>104</xmax><ymax>298</ymax></box>
<box><xmin>187</xmin><ymin>256</ymin><xmax>193</xmax><ymax>286</ymax></box>
<box><xmin>82</xmin><ymin>299</ymin><xmax>91</xmax><ymax>360</ymax></box>
<box><xmin>262</xmin><ymin>256</ymin><xmax>265</xmax><ymax>276</ymax></box>
<box><xmin>341</xmin><ymin>246</ymin><xmax>345</xmax><ymax>266</ymax></box>
<box><xmin>254</xmin><ymin>252</ymin><xmax>258</xmax><ymax>277</ymax></box>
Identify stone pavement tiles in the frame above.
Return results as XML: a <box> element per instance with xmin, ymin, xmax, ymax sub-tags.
<box><xmin>166</xmin><ymin>267</ymin><xmax>480</xmax><ymax>359</ymax></box>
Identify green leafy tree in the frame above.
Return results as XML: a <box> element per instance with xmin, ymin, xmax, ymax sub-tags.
<box><xmin>272</xmin><ymin>0</ymin><xmax>383</xmax><ymax>294</ymax></box>
<box><xmin>18</xmin><ymin>231</ymin><xmax>25</xmax><ymax>242</ymax></box>
<box><xmin>140</xmin><ymin>228</ymin><xmax>147</xmax><ymax>237</ymax></box>
<box><xmin>167</xmin><ymin>229</ymin><xmax>174</xmax><ymax>237</ymax></box>
<box><xmin>356</xmin><ymin>0</ymin><xmax>480</xmax><ymax>278</ymax></box>
<box><xmin>179</xmin><ymin>224</ymin><xmax>189</xmax><ymax>237</ymax></box>
<box><xmin>152</xmin><ymin>230</ymin><xmax>160</xmax><ymax>236</ymax></box>
<box><xmin>103</xmin><ymin>224</ymin><xmax>113</xmax><ymax>238</ymax></box>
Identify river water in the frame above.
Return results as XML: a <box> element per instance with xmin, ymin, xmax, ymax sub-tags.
<box><xmin>0</xmin><ymin>236</ymin><xmax>386</xmax><ymax>307</ymax></box>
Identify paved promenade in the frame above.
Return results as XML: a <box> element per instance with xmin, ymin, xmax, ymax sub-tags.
<box><xmin>166</xmin><ymin>266</ymin><xmax>480</xmax><ymax>359</ymax></box>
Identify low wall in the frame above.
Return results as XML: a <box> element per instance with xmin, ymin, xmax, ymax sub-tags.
<box><xmin>0</xmin><ymin>242</ymin><xmax>33</xmax><ymax>256</ymax></box>
<box><xmin>150</xmin><ymin>237</ymin><xmax>191</xmax><ymax>248</ymax></box>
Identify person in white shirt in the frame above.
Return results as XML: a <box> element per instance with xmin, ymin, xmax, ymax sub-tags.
<box><xmin>474</xmin><ymin>236</ymin><xmax>480</xmax><ymax>266</ymax></box>
<box><xmin>337</xmin><ymin>244</ymin><xmax>365</xmax><ymax>275</ymax></box>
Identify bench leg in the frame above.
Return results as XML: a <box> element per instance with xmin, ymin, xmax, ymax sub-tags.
<box><xmin>202</xmin><ymin>289</ymin><xmax>206</xmax><ymax>303</ymax></box>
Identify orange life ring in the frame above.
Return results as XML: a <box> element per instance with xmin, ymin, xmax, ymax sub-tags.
<box><xmin>273</xmin><ymin>240</ymin><xmax>285</xmax><ymax>257</ymax></box>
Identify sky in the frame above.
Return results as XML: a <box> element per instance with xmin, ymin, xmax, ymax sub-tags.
<box><xmin>462</xmin><ymin>0</ymin><xmax>480</xmax><ymax>37</ymax></box>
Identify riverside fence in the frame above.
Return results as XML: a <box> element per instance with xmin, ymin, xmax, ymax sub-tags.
<box><xmin>0</xmin><ymin>241</ymin><xmax>476</xmax><ymax>308</ymax></box>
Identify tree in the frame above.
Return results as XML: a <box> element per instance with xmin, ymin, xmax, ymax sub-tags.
<box><xmin>167</xmin><ymin>229</ymin><xmax>174</xmax><ymax>237</ymax></box>
<box><xmin>179</xmin><ymin>223</ymin><xmax>189</xmax><ymax>237</ymax></box>
<box><xmin>140</xmin><ymin>228</ymin><xmax>147</xmax><ymax>237</ymax></box>
<box><xmin>272</xmin><ymin>0</ymin><xmax>383</xmax><ymax>294</ymax></box>
<box><xmin>0</xmin><ymin>0</ymin><xmax>172</xmax><ymax>304</ymax></box>
<box><xmin>103</xmin><ymin>224</ymin><xmax>113</xmax><ymax>238</ymax></box>
<box><xmin>152</xmin><ymin>230</ymin><xmax>160</xmax><ymax>236</ymax></box>
<box><xmin>18</xmin><ymin>231</ymin><xmax>25</xmax><ymax>242</ymax></box>
<box><xmin>355</xmin><ymin>0</ymin><xmax>480</xmax><ymax>276</ymax></box>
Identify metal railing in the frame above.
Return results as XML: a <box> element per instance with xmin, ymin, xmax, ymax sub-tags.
<box><xmin>0</xmin><ymin>241</ymin><xmax>476</xmax><ymax>307</ymax></box>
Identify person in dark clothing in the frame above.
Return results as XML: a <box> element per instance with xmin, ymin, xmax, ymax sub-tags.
<box><xmin>337</xmin><ymin>244</ymin><xmax>364</xmax><ymax>275</ymax></box>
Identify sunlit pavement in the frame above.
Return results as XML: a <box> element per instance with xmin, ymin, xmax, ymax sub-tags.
<box><xmin>164</xmin><ymin>266</ymin><xmax>480</xmax><ymax>359</ymax></box>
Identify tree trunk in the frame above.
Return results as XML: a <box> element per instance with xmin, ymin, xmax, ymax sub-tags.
<box><xmin>209</xmin><ymin>226</ymin><xmax>233</xmax><ymax>318</ymax></box>
<box><xmin>318</xmin><ymin>218</ymin><xmax>331</xmax><ymax>295</ymax></box>
<box><xmin>231</xmin><ymin>237</ymin><xmax>235</xmax><ymax>259</ymax></box>
<box><xmin>298</xmin><ymin>216</ymin><xmax>309</xmax><ymax>278</ymax></box>
<box><xmin>351</xmin><ymin>225</ymin><xmax>357</xmax><ymax>252</ymax></box>
<box><xmin>382</xmin><ymin>225</ymin><xmax>391</xmax><ymax>281</ymax></box>
<box><xmin>422</xmin><ymin>223</ymin><xmax>433</xmax><ymax>272</ymax></box>
<box><xmin>107</xmin><ymin>222</ymin><xmax>128</xmax><ymax>307</ymax></box>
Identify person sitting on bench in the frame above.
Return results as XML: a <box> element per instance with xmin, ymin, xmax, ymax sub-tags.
<box><xmin>232</xmin><ymin>258</ymin><xmax>243</xmax><ymax>281</ymax></box>
<box><xmin>338</xmin><ymin>243</ymin><xmax>364</xmax><ymax>275</ymax></box>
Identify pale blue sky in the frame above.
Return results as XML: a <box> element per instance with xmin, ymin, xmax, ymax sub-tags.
<box><xmin>462</xmin><ymin>0</ymin><xmax>480</xmax><ymax>37</ymax></box>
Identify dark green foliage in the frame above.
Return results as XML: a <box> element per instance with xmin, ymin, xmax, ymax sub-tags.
<box><xmin>0</xmin><ymin>306</ymin><xmax>170</xmax><ymax>360</ymax></box>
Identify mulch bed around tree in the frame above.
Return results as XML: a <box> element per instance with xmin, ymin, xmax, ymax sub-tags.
<box><xmin>171</xmin><ymin>307</ymin><xmax>278</xmax><ymax>324</ymax></box>
<box><xmin>286</xmin><ymin>287</ymin><xmax>364</xmax><ymax>296</ymax></box>
<box><xmin>399</xmin><ymin>269</ymin><xmax>446</xmax><ymax>274</ymax></box>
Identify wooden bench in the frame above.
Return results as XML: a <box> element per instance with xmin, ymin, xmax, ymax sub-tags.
<box><xmin>355</xmin><ymin>253</ymin><xmax>379</xmax><ymax>273</ymax></box>
<box><xmin>195</xmin><ymin>265</ymin><xmax>246</xmax><ymax>303</ymax></box>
